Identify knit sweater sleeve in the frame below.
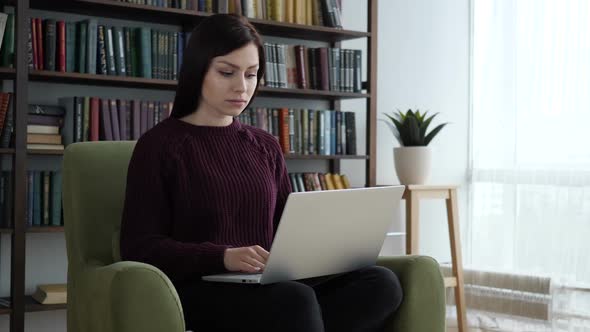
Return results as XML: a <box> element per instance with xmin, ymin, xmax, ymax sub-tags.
<box><xmin>119</xmin><ymin>135</ymin><xmax>229</xmax><ymax>282</ymax></box>
<box><xmin>270</xmin><ymin>138</ymin><xmax>293</xmax><ymax>233</ymax></box>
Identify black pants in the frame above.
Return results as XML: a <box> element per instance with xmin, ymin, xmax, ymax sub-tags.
<box><xmin>176</xmin><ymin>265</ymin><xmax>403</xmax><ymax>332</ymax></box>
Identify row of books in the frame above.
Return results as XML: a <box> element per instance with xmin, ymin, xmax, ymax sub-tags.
<box><xmin>289</xmin><ymin>172</ymin><xmax>350</xmax><ymax>193</ymax></box>
<box><xmin>25</xmin><ymin>17</ymin><xmax>185</xmax><ymax>80</ymax></box>
<box><xmin>26</xmin><ymin>171</ymin><xmax>63</xmax><ymax>227</ymax></box>
<box><xmin>263</xmin><ymin>43</ymin><xmax>361</xmax><ymax>92</ymax></box>
<box><xmin>237</xmin><ymin>107</ymin><xmax>357</xmax><ymax>156</ymax></box>
<box><xmin>0</xmin><ymin>11</ymin><xmax>186</xmax><ymax>80</ymax></box>
<box><xmin>115</xmin><ymin>0</ymin><xmax>343</xmax><ymax>28</ymax></box>
<box><xmin>27</xmin><ymin>98</ymin><xmax>173</xmax><ymax>150</ymax></box>
<box><xmin>0</xmin><ymin>92</ymin><xmax>13</xmax><ymax>148</ymax></box>
<box><xmin>0</xmin><ymin>170</ymin><xmax>63</xmax><ymax>228</ymax></box>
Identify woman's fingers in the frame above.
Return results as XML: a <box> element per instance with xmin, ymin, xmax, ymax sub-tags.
<box><xmin>252</xmin><ymin>245</ymin><xmax>270</xmax><ymax>260</ymax></box>
<box><xmin>243</xmin><ymin>254</ymin><xmax>265</xmax><ymax>270</ymax></box>
<box><xmin>247</xmin><ymin>247</ymin><xmax>267</xmax><ymax>265</ymax></box>
<box><xmin>239</xmin><ymin>261</ymin><xmax>261</xmax><ymax>273</ymax></box>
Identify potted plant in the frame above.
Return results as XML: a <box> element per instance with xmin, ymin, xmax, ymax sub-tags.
<box><xmin>381</xmin><ymin>109</ymin><xmax>448</xmax><ymax>185</ymax></box>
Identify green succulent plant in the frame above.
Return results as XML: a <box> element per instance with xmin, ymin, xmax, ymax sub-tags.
<box><xmin>381</xmin><ymin>109</ymin><xmax>448</xmax><ymax>146</ymax></box>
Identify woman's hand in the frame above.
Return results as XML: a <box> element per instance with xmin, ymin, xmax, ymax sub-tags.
<box><xmin>223</xmin><ymin>245</ymin><xmax>270</xmax><ymax>273</ymax></box>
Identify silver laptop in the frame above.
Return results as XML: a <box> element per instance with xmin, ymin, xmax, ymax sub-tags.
<box><xmin>202</xmin><ymin>185</ymin><xmax>405</xmax><ymax>285</ymax></box>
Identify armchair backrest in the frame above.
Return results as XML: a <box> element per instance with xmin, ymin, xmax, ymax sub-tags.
<box><xmin>63</xmin><ymin>141</ymin><xmax>136</xmax><ymax>268</ymax></box>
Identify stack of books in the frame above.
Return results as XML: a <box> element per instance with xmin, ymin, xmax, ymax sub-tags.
<box><xmin>27</xmin><ymin>105</ymin><xmax>65</xmax><ymax>151</ymax></box>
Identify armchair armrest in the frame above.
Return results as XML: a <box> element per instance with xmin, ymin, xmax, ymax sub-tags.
<box><xmin>75</xmin><ymin>261</ymin><xmax>185</xmax><ymax>332</ymax></box>
<box><xmin>377</xmin><ymin>255</ymin><xmax>446</xmax><ymax>332</ymax></box>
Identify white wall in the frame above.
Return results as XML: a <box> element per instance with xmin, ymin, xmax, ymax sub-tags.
<box><xmin>369</xmin><ymin>0</ymin><xmax>471</xmax><ymax>261</ymax></box>
<box><xmin>340</xmin><ymin>0</ymin><xmax>471</xmax><ymax>260</ymax></box>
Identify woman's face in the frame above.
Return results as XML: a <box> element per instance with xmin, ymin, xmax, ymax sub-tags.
<box><xmin>199</xmin><ymin>42</ymin><xmax>259</xmax><ymax>120</ymax></box>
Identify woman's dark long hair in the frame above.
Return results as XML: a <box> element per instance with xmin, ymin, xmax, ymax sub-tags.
<box><xmin>170</xmin><ymin>14</ymin><xmax>265</xmax><ymax>118</ymax></box>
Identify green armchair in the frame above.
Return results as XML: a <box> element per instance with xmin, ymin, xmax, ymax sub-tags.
<box><xmin>63</xmin><ymin>141</ymin><xmax>445</xmax><ymax>332</ymax></box>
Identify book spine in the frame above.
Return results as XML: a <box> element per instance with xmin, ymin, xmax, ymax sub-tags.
<box><xmin>132</xmin><ymin>99</ymin><xmax>141</xmax><ymax>140</ymax></box>
<box><xmin>33</xmin><ymin>172</ymin><xmax>41</xmax><ymax>226</ymax></box>
<box><xmin>83</xmin><ymin>97</ymin><xmax>90</xmax><ymax>142</ymax></box>
<box><xmin>50</xmin><ymin>172</ymin><xmax>62</xmax><ymax>226</ymax></box>
<box><xmin>65</xmin><ymin>22</ymin><xmax>76</xmax><ymax>72</ymax></box>
<box><xmin>354</xmin><ymin>49</ymin><xmax>362</xmax><ymax>92</ymax></box>
<box><xmin>335</xmin><ymin>110</ymin><xmax>342</xmax><ymax>154</ymax></box>
<box><xmin>90</xmin><ymin>97</ymin><xmax>100</xmax><ymax>141</ymax></box>
<box><xmin>140</xmin><ymin>101</ymin><xmax>148</xmax><ymax>135</ymax></box>
<box><xmin>118</xmin><ymin>100</ymin><xmax>127</xmax><ymax>140</ymax></box>
<box><xmin>172</xmin><ymin>32</ymin><xmax>178</xmax><ymax>80</ymax></box>
<box><xmin>129</xmin><ymin>28</ymin><xmax>138</xmax><ymax>77</ymax></box>
<box><xmin>146</xmin><ymin>102</ymin><xmax>154</xmax><ymax>130</ymax></box>
<box><xmin>77</xmin><ymin>21</ymin><xmax>87</xmax><ymax>73</ymax></box>
<box><xmin>124</xmin><ymin>27</ymin><xmax>133</xmax><ymax>76</ymax></box>
<box><xmin>324</xmin><ymin>110</ymin><xmax>331</xmax><ymax>155</ymax></box>
<box><xmin>126</xmin><ymin>100</ymin><xmax>133</xmax><ymax>139</ymax></box>
<box><xmin>97</xmin><ymin>25</ymin><xmax>107</xmax><ymax>74</ymax></box>
<box><xmin>44</xmin><ymin>19</ymin><xmax>56</xmax><ymax>71</ymax></box>
<box><xmin>318</xmin><ymin>47</ymin><xmax>329</xmax><ymax>91</ymax></box>
<box><xmin>74</xmin><ymin>97</ymin><xmax>83</xmax><ymax>142</ymax></box>
<box><xmin>105</xmin><ymin>27</ymin><xmax>116</xmax><ymax>75</ymax></box>
<box><xmin>138</xmin><ymin>28</ymin><xmax>152</xmax><ymax>78</ymax></box>
<box><xmin>294</xmin><ymin>45</ymin><xmax>307</xmax><ymax>89</ymax></box>
<box><xmin>177</xmin><ymin>32</ymin><xmax>183</xmax><ymax>77</ymax></box>
<box><xmin>263</xmin><ymin>43</ymin><xmax>273</xmax><ymax>88</ymax></box>
<box><xmin>288</xmin><ymin>109</ymin><xmax>295</xmax><ymax>154</ymax></box>
<box><xmin>100</xmin><ymin>99</ymin><xmax>113</xmax><ymax>141</ymax></box>
<box><xmin>42</xmin><ymin>172</ymin><xmax>50</xmax><ymax>226</ymax></box>
<box><xmin>114</xmin><ymin>27</ymin><xmax>126</xmax><ymax>76</ymax></box>
<box><xmin>26</xmin><ymin>18</ymin><xmax>33</xmax><ymax>69</ymax></box>
<box><xmin>31</xmin><ymin>18</ymin><xmax>38</xmax><ymax>70</ymax></box>
<box><xmin>278</xmin><ymin>108</ymin><xmax>289</xmax><ymax>153</ymax></box>
<box><xmin>345</xmin><ymin>111</ymin><xmax>356</xmax><ymax>155</ymax></box>
<box><xmin>109</xmin><ymin>100</ymin><xmax>121</xmax><ymax>141</ymax></box>
<box><xmin>86</xmin><ymin>19</ymin><xmax>98</xmax><ymax>74</ymax></box>
<box><xmin>152</xmin><ymin>30</ymin><xmax>158</xmax><ymax>79</ymax></box>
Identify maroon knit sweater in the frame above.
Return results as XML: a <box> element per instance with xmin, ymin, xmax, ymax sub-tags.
<box><xmin>120</xmin><ymin>117</ymin><xmax>292</xmax><ymax>283</ymax></box>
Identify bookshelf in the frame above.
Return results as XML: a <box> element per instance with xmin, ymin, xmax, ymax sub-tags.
<box><xmin>1</xmin><ymin>1</ymin><xmax>379</xmax><ymax>331</ymax></box>
<box><xmin>27</xmin><ymin>69</ymin><xmax>370</xmax><ymax>98</ymax></box>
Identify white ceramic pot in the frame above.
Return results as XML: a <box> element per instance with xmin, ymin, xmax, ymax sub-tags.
<box><xmin>393</xmin><ymin>146</ymin><xmax>432</xmax><ymax>185</ymax></box>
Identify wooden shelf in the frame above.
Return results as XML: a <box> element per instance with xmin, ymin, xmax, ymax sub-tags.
<box><xmin>28</xmin><ymin>70</ymin><xmax>369</xmax><ymax>99</ymax></box>
<box><xmin>0</xmin><ymin>148</ymin><xmax>15</xmax><ymax>155</ymax></box>
<box><xmin>0</xmin><ymin>297</ymin><xmax>11</xmax><ymax>315</ymax></box>
<box><xmin>24</xmin><ymin>296</ymin><xmax>66</xmax><ymax>313</ymax></box>
<box><xmin>29</xmin><ymin>0</ymin><xmax>370</xmax><ymax>42</ymax></box>
<box><xmin>257</xmin><ymin>86</ymin><xmax>369</xmax><ymax>99</ymax></box>
<box><xmin>0</xmin><ymin>67</ymin><xmax>15</xmax><ymax>80</ymax></box>
<box><xmin>27</xmin><ymin>226</ymin><xmax>65</xmax><ymax>233</ymax></box>
<box><xmin>27</xmin><ymin>148</ymin><xmax>65</xmax><ymax>155</ymax></box>
<box><xmin>285</xmin><ymin>154</ymin><xmax>369</xmax><ymax>160</ymax></box>
<box><xmin>29</xmin><ymin>70</ymin><xmax>177</xmax><ymax>90</ymax></box>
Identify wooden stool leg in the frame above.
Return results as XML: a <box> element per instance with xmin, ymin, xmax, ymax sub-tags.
<box><xmin>405</xmin><ymin>191</ymin><xmax>420</xmax><ymax>255</ymax></box>
<box><xmin>446</xmin><ymin>189</ymin><xmax>468</xmax><ymax>332</ymax></box>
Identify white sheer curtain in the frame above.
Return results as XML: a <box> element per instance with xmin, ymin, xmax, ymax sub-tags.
<box><xmin>467</xmin><ymin>0</ymin><xmax>590</xmax><ymax>331</ymax></box>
